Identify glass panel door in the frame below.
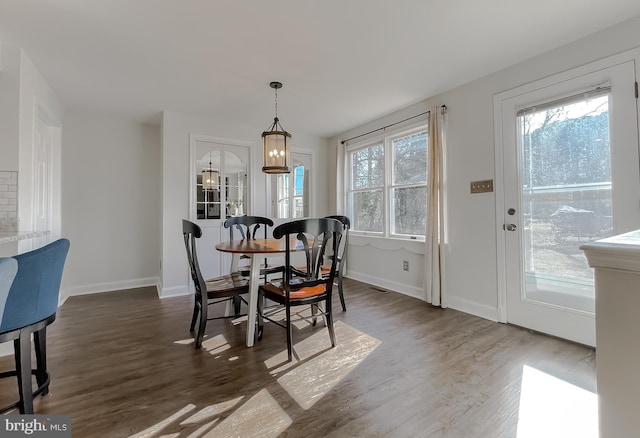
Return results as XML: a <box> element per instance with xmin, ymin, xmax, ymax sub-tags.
<box><xmin>272</xmin><ymin>152</ymin><xmax>311</xmax><ymax>219</ymax></box>
<box><xmin>190</xmin><ymin>136</ymin><xmax>251</xmax><ymax>279</ymax></box>
<box><xmin>519</xmin><ymin>93</ymin><xmax>612</xmax><ymax>313</ymax></box>
<box><xmin>500</xmin><ymin>59</ymin><xmax>640</xmax><ymax>347</ymax></box>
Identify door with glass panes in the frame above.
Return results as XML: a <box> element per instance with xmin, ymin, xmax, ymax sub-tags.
<box><xmin>498</xmin><ymin>59</ymin><xmax>639</xmax><ymax>346</ymax></box>
<box><xmin>190</xmin><ymin>136</ymin><xmax>250</xmax><ymax>279</ymax></box>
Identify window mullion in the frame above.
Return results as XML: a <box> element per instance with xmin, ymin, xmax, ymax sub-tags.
<box><xmin>385</xmin><ymin>137</ymin><xmax>392</xmax><ymax>238</ymax></box>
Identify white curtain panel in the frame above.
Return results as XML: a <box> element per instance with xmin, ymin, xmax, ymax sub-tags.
<box><xmin>336</xmin><ymin>140</ymin><xmax>347</xmax><ymax>214</ymax></box>
<box><xmin>424</xmin><ymin>106</ymin><xmax>446</xmax><ymax>305</ymax></box>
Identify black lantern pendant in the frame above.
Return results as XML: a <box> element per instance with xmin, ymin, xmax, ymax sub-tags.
<box><xmin>202</xmin><ymin>152</ymin><xmax>219</xmax><ymax>190</ymax></box>
<box><xmin>262</xmin><ymin>81</ymin><xmax>291</xmax><ymax>174</ymax></box>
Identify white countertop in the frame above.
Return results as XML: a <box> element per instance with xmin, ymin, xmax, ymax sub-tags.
<box><xmin>0</xmin><ymin>230</ymin><xmax>50</xmax><ymax>245</ymax></box>
<box><xmin>581</xmin><ymin>229</ymin><xmax>640</xmax><ymax>272</ymax></box>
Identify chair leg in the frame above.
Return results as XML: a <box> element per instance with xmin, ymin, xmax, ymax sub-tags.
<box><xmin>326</xmin><ymin>298</ymin><xmax>336</xmax><ymax>348</ymax></box>
<box><xmin>286</xmin><ymin>305</ymin><xmax>293</xmax><ymax>362</ymax></box>
<box><xmin>311</xmin><ymin>303</ymin><xmax>317</xmax><ymax>326</ymax></box>
<box><xmin>34</xmin><ymin>328</ymin><xmax>49</xmax><ymax>396</ymax></box>
<box><xmin>233</xmin><ymin>296</ymin><xmax>242</xmax><ymax>316</ymax></box>
<box><xmin>338</xmin><ymin>273</ymin><xmax>347</xmax><ymax>311</ymax></box>
<box><xmin>190</xmin><ymin>299</ymin><xmax>199</xmax><ymax>333</ymax></box>
<box><xmin>195</xmin><ymin>304</ymin><xmax>207</xmax><ymax>349</ymax></box>
<box><xmin>15</xmin><ymin>333</ymin><xmax>34</xmax><ymax>414</ymax></box>
<box><xmin>257</xmin><ymin>291</ymin><xmax>264</xmax><ymax>341</ymax></box>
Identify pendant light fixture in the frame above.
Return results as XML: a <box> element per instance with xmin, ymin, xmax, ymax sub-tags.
<box><xmin>202</xmin><ymin>152</ymin><xmax>219</xmax><ymax>190</ymax></box>
<box><xmin>262</xmin><ymin>81</ymin><xmax>291</xmax><ymax>174</ymax></box>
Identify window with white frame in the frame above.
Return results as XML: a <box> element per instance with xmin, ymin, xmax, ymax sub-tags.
<box><xmin>272</xmin><ymin>153</ymin><xmax>310</xmax><ymax>219</ymax></box>
<box><xmin>347</xmin><ymin>125</ymin><xmax>427</xmax><ymax>239</ymax></box>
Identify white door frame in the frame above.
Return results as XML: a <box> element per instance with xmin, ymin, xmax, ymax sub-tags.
<box><xmin>494</xmin><ymin>48</ymin><xmax>640</xmax><ymax>327</ymax></box>
<box><xmin>188</xmin><ymin>134</ymin><xmax>253</xmax><ymax>280</ymax></box>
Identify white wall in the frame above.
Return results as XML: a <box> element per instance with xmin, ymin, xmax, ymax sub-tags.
<box><xmin>330</xmin><ymin>15</ymin><xmax>640</xmax><ymax>321</ymax></box>
<box><xmin>160</xmin><ymin>111</ymin><xmax>329</xmax><ymax>298</ymax></box>
<box><xmin>0</xmin><ymin>43</ymin><xmax>20</xmax><ymax>169</ymax></box>
<box><xmin>61</xmin><ymin>114</ymin><xmax>161</xmax><ymax>300</ymax></box>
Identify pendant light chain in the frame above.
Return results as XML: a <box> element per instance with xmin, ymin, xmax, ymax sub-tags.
<box><xmin>274</xmin><ymin>86</ymin><xmax>278</xmax><ymax>120</ymax></box>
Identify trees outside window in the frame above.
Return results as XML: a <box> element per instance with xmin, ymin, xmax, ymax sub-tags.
<box><xmin>347</xmin><ymin>125</ymin><xmax>427</xmax><ymax>239</ymax></box>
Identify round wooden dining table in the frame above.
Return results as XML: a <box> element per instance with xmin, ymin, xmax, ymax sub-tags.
<box><xmin>215</xmin><ymin>238</ymin><xmax>304</xmax><ymax>347</ymax></box>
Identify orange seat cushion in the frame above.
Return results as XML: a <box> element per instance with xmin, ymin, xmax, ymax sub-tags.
<box><xmin>262</xmin><ymin>281</ymin><xmax>326</xmax><ymax>299</ymax></box>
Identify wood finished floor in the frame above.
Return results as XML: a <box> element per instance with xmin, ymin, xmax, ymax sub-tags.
<box><xmin>0</xmin><ymin>279</ymin><xmax>596</xmax><ymax>437</ymax></box>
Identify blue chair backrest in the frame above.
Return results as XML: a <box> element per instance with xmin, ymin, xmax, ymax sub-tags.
<box><xmin>0</xmin><ymin>258</ymin><xmax>19</xmax><ymax>329</ymax></box>
<box><xmin>0</xmin><ymin>239</ymin><xmax>70</xmax><ymax>333</ymax></box>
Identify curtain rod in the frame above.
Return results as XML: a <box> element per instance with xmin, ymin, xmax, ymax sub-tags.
<box><xmin>340</xmin><ymin>105</ymin><xmax>446</xmax><ymax>145</ymax></box>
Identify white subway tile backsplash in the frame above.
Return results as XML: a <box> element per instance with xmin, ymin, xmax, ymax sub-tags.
<box><xmin>0</xmin><ymin>171</ymin><xmax>17</xmax><ymax>232</ymax></box>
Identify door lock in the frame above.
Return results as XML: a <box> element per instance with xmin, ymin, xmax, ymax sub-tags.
<box><xmin>504</xmin><ymin>224</ymin><xmax>517</xmax><ymax>231</ymax></box>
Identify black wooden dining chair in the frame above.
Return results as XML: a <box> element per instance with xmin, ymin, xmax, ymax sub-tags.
<box><xmin>257</xmin><ymin>218</ymin><xmax>343</xmax><ymax>361</ymax></box>
<box><xmin>223</xmin><ymin>215</ymin><xmax>282</xmax><ymax>279</ymax></box>
<box><xmin>324</xmin><ymin>215</ymin><xmax>350</xmax><ymax>311</ymax></box>
<box><xmin>182</xmin><ymin>219</ymin><xmax>249</xmax><ymax>349</ymax></box>
<box><xmin>291</xmin><ymin>215</ymin><xmax>350</xmax><ymax>311</ymax></box>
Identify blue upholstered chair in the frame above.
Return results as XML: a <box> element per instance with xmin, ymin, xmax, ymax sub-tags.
<box><xmin>0</xmin><ymin>258</ymin><xmax>18</xmax><ymax>325</ymax></box>
<box><xmin>0</xmin><ymin>238</ymin><xmax>70</xmax><ymax>414</ymax></box>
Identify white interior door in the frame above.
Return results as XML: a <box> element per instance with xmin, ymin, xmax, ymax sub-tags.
<box><xmin>497</xmin><ymin>58</ymin><xmax>639</xmax><ymax>346</ymax></box>
<box><xmin>189</xmin><ymin>135</ymin><xmax>251</xmax><ymax>279</ymax></box>
<box><xmin>30</xmin><ymin>109</ymin><xmax>60</xmax><ymax>250</ymax></box>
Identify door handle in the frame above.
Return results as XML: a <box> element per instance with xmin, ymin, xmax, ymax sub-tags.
<box><xmin>504</xmin><ymin>224</ymin><xmax>517</xmax><ymax>231</ymax></box>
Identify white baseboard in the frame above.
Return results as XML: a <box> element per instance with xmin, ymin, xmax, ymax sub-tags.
<box><xmin>445</xmin><ymin>294</ymin><xmax>499</xmax><ymax>322</ymax></box>
<box><xmin>159</xmin><ymin>285</ymin><xmax>191</xmax><ymax>299</ymax></box>
<box><xmin>346</xmin><ymin>271</ymin><xmax>424</xmax><ymax>300</ymax></box>
<box><xmin>347</xmin><ymin>270</ymin><xmax>500</xmax><ymax>323</ymax></box>
<box><xmin>60</xmin><ymin>276</ymin><xmax>160</xmax><ymax>304</ymax></box>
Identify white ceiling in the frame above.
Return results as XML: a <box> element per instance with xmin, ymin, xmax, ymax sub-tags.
<box><xmin>2</xmin><ymin>0</ymin><xmax>640</xmax><ymax>138</ymax></box>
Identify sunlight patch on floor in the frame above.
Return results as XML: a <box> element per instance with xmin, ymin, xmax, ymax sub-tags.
<box><xmin>128</xmin><ymin>404</ymin><xmax>196</xmax><ymax>438</ymax></box>
<box><xmin>231</xmin><ymin>315</ymin><xmax>247</xmax><ymax>325</ymax></box>
<box><xmin>202</xmin><ymin>389</ymin><xmax>291</xmax><ymax>438</ymax></box>
<box><xmin>173</xmin><ymin>338</ymin><xmax>195</xmax><ymax>345</ymax></box>
<box><xmin>149</xmin><ymin>321</ymin><xmax>380</xmax><ymax>436</ymax></box>
<box><xmin>265</xmin><ymin>321</ymin><xmax>381</xmax><ymax>409</ymax></box>
<box><xmin>180</xmin><ymin>396</ymin><xmax>244</xmax><ymax>425</ymax></box>
<box><xmin>201</xmin><ymin>334</ymin><xmax>231</xmax><ymax>355</ymax></box>
<box><xmin>174</xmin><ymin>334</ymin><xmax>233</xmax><ymax>357</ymax></box>
<box><xmin>182</xmin><ymin>420</ymin><xmax>218</xmax><ymax>438</ymax></box>
<box><xmin>260</xmin><ymin>305</ymin><xmax>323</xmax><ymax>331</ymax></box>
<box><xmin>517</xmin><ymin>365</ymin><xmax>597</xmax><ymax>438</ymax></box>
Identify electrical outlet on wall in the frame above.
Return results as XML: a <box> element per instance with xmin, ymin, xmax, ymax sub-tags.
<box><xmin>403</xmin><ymin>260</ymin><xmax>409</xmax><ymax>271</ymax></box>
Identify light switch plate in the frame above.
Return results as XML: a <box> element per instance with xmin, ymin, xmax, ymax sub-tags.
<box><xmin>470</xmin><ymin>179</ymin><xmax>493</xmax><ymax>194</ymax></box>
